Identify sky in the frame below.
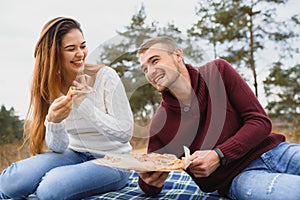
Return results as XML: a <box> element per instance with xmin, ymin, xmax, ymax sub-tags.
<box><xmin>0</xmin><ymin>0</ymin><xmax>299</xmax><ymax>119</ymax></box>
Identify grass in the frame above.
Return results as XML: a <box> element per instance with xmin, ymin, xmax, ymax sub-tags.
<box><xmin>0</xmin><ymin>141</ymin><xmax>31</xmax><ymax>172</ymax></box>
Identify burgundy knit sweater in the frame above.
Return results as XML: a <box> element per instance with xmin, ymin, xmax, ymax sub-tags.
<box><xmin>138</xmin><ymin>59</ymin><xmax>285</xmax><ymax>196</ymax></box>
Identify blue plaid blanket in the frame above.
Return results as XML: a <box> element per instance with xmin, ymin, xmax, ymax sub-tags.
<box><xmin>86</xmin><ymin>171</ymin><xmax>229</xmax><ymax>200</ymax></box>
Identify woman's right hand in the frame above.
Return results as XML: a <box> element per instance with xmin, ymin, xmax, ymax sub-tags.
<box><xmin>47</xmin><ymin>95</ymin><xmax>73</xmax><ymax>123</ymax></box>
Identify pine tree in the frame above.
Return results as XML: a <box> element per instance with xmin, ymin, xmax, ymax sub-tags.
<box><xmin>0</xmin><ymin>105</ymin><xmax>23</xmax><ymax>144</ymax></box>
<box><xmin>89</xmin><ymin>5</ymin><xmax>205</xmax><ymax>121</ymax></box>
<box><xmin>188</xmin><ymin>0</ymin><xmax>299</xmax><ymax>97</ymax></box>
<box><xmin>264</xmin><ymin>62</ymin><xmax>300</xmax><ymax>121</ymax></box>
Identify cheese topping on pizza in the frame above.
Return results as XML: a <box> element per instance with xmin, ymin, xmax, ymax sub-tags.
<box><xmin>94</xmin><ymin>149</ymin><xmax>190</xmax><ymax>172</ymax></box>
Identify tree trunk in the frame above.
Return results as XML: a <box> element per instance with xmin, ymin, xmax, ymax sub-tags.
<box><xmin>249</xmin><ymin>7</ymin><xmax>258</xmax><ymax>97</ymax></box>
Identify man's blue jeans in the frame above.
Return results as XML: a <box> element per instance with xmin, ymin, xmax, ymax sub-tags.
<box><xmin>228</xmin><ymin>142</ymin><xmax>300</xmax><ymax>200</ymax></box>
<box><xmin>0</xmin><ymin>149</ymin><xmax>130</xmax><ymax>200</ymax></box>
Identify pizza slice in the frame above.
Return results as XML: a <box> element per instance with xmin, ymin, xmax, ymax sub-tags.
<box><xmin>93</xmin><ymin>146</ymin><xmax>191</xmax><ymax>172</ymax></box>
<box><xmin>67</xmin><ymin>87</ymin><xmax>75</xmax><ymax>97</ymax></box>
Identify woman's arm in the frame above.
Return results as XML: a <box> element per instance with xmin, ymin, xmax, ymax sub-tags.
<box><xmin>76</xmin><ymin>67</ymin><xmax>134</xmax><ymax>143</ymax></box>
<box><xmin>44</xmin><ymin>118</ymin><xmax>69</xmax><ymax>153</ymax></box>
<box><xmin>44</xmin><ymin>95</ymin><xmax>72</xmax><ymax>153</ymax></box>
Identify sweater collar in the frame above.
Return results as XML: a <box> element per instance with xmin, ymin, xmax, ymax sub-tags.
<box><xmin>161</xmin><ymin>64</ymin><xmax>200</xmax><ymax>108</ymax></box>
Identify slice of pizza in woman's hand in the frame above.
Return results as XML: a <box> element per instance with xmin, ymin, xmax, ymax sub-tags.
<box><xmin>67</xmin><ymin>83</ymin><xmax>95</xmax><ymax>98</ymax></box>
<box><xmin>67</xmin><ymin>87</ymin><xmax>75</xmax><ymax>97</ymax></box>
<box><xmin>93</xmin><ymin>146</ymin><xmax>191</xmax><ymax>172</ymax></box>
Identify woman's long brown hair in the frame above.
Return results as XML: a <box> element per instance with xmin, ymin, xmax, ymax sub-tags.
<box><xmin>24</xmin><ymin>17</ymin><xmax>83</xmax><ymax>155</ymax></box>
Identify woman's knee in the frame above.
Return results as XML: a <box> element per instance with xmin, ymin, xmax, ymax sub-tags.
<box><xmin>0</xmin><ymin>163</ymin><xmax>35</xmax><ymax>199</ymax></box>
<box><xmin>36</xmin><ymin>166</ymin><xmax>131</xmax><ymax>200</ymax></box>
<box><xmin>35</xmin><ymin>167</ymin><xmax>67</xmax><ymax>200</ymax></box>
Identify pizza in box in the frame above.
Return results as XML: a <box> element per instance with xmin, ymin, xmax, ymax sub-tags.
<box><xmin>93</xmin><ymin>146</ymin><xmax>191</xmax><ymax>172</ymax></box>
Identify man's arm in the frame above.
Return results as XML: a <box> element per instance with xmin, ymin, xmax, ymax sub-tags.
<box><xmin>213</xmin><ymin>59</ymin><xmax>272</xmax><ymax>163</ymax></box>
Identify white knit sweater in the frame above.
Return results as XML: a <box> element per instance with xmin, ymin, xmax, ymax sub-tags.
<box><xmin>44</xmin><ymin>66</ymin><xmax>134</xmax><ymax>156</ymax></box>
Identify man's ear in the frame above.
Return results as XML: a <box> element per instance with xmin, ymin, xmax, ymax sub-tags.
<box><xmin>173</xmin><ymin>48</ymin><xmax>183</xmax><ymax>63</ymax></box>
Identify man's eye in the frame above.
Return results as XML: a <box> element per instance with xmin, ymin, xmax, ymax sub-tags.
<box><xmin>152</xmin><ymin>59</ymin><xmax>158</xmax><ymax>64</ymax></box>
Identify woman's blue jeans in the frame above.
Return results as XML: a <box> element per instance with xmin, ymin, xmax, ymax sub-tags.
<box><xmin>0</xmin><ymin>149</ymin><xmax>130</xmax><ymax>200</ymax></box>
<box><xmin>228</xmin><ymin>142</ymin><xmax>300</xmax><ymax>200</ymax></box>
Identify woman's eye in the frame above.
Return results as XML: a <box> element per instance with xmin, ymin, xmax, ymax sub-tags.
<box><xmin>65</xmin><ymin>47</ymin><xmax>75</xmax><ymax>51</ymax></box>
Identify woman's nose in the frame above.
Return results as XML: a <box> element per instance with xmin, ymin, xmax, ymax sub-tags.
<box><xmin>76</xmin><ymin>49</ymin><xmax>84</xmax><ymax>57</ymax></box>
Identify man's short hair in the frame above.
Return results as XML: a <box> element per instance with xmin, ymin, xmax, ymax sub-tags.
<box><xmin>137</xmin><ymin>36</ymin><xmax>178</xmax><ymax>55</ymax></box>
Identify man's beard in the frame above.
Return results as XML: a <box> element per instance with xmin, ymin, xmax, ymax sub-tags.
<box><xmin>157</xmin><ymin>59</ymin><xmax>181</xmax><ymax>93</ymax></box>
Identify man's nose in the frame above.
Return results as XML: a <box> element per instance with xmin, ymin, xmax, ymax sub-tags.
<box><xmin>148</xmin><ymin>65</ymin><xmax>157</xmax><ymax>75</ymax></box>
<box><xmin>146</xmin><ymin>66</ymin><xmax>156</xmax><ymax>80</ymax></box>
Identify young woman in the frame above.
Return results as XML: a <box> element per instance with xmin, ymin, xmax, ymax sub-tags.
<box><xmin>0</xmin><ymin>17</ymin><xmax>134</xmax><ymax>200</ymax></box>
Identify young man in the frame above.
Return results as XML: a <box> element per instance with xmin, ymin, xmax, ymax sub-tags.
<box><xmin>137</xmin><ymin>36</ymin><xmax>300</xmax><ymax>199</ymax></box>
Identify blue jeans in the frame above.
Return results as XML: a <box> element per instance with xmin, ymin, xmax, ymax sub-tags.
<box><xmin>228</xmin><ymin>142</ymin><xmax>300</xmax><ymax>200</ymax></box>
<box><xmin>0</xmin><ymin>149</ymin><xmax>130</xmax><ymax>200</ymax></box>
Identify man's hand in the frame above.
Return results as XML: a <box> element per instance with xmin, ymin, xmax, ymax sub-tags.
<box><xmin>47</xmin><ymin>95</ymin><xmax>73</xmax><ymax>123</ymax></box>
<box><xmin>138</xmin><ymin>171</ymin><xmax>169</xmax><ymax>188</ymax></box>
<box><xmin>188</xmin><ymin>150</ymin><xmax>220</xmax><ymax>178</ymax></box>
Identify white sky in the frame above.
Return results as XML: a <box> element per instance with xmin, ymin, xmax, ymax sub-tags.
<box><xmin>0</xmin><ymin>0</ymin><xmax>299</xmax><ymax>119</ymax></box>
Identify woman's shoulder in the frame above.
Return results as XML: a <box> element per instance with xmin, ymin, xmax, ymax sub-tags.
<box><xmin>97</xmin><ymin>65</ymin><xmax>119</xmax><ymax>78</ymax></box>
<box><xmin>94</xmin><ymin>65</ymin><xmax>122</xmax><ymax>88</ymax></box>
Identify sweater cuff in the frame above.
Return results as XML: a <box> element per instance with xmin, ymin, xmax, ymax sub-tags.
<box><xmin>138</xmin><ymin>177</ymin><xmax>163</xmax><ymax>196</ymax></box>
<box><xmin>44</xmin><ymin>116</ymin><xmax>65</xmax><ymax>131</ymax></box>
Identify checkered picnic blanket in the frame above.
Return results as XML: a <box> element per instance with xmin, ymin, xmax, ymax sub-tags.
<box><xmin>86</xmin><ymin>171</ymin><xmax>229</xmax><ymax>200</ymax></box>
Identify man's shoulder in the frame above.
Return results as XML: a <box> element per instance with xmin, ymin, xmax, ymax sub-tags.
<box><xmin>199</xmin><ymin>58</ymin><xmax>230</xmax><ymax>69</ymax></box>
<box><xmin>197</xmin><ymin>58</ymin><xmax>233</xmax><ymax>75</ymax></box>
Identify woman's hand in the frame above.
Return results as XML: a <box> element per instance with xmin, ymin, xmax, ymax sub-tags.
<box><xmin>188</xmin><ymin>150</ymin><xmax>220</xmax><ymax>178</ymax></box>
<box><xmin>139</xmin><ymin>171</ymin><xmax>169</xmax><ymax>188</ymax></box>
<box><xmin>71</xmin><ymin>74</ymin><xmax>95</xmax><ymax>108</ymax></box>
<box><xmin>47</xmin><ymin>95</ymin><xmax>73</xmax><ymax>123</ymax></box>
